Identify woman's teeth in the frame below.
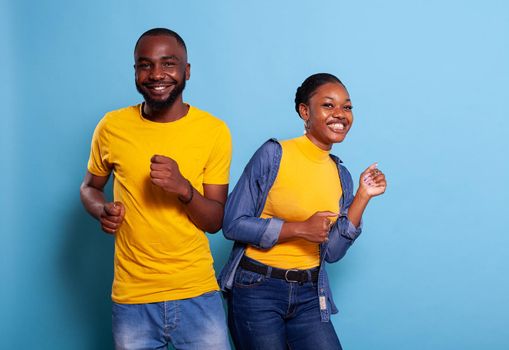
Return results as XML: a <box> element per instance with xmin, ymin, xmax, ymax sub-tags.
<box><xmin>329</xmin><ymin>123</ymin><xmax>345</xmax><ymax>132</ymax></box>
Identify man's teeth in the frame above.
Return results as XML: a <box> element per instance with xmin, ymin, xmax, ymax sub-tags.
<box><xmin>329</xmin><ymin>123</ymin><xmax>345</xmax><ymax>131</ymax></box>
<box><xmin>153</xmin><ymin>86</ymin><xmax>167</xmax><ymax>91</ymax></box>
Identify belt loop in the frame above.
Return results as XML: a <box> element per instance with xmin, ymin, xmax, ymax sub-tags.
<box><xmin>266</xmin><ymin>266</ymin><xmax>272</xmax><ymax>278</ymax></box>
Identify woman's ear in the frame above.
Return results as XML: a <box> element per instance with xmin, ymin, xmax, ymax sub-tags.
<box><xmin>298</xmin><ymin>103</ymin><xmax>309</xmax><ymax>122</ymax></box>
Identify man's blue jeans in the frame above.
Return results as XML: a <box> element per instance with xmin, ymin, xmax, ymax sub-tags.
<box><xmin>228</xmin><ymin>259</ymin><xmax>342</xmax><ymax>350</ymax></box>
<box><xmin>112</xmin><ymin>291</ymin><xmax>231</xmax><ymax>350</ymax></box>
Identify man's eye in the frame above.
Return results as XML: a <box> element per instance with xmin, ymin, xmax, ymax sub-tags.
<box><xmin>137</xmin><ymin>63</ymin><xmax>150</xmax><ymax>69</ymax></box>
<box><xmin>344</xmin><ymin>105</ymin><xmax>353</xmax><ymax>111</ymax></box>
<box><xmin>163</xmin><ymin>62</ymin><xmax>175</xmax><ymax>68</ymax></box>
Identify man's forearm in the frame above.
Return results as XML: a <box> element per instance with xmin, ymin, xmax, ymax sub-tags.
<box><xmin>80</xmin><ymin>185</ymin><xmax>107</xmax><ymax>220</ymax></box>
<box><xmin>181</xmin><ymin>190</ymin><xmax>224</xmax><ymax>233</ymax></box>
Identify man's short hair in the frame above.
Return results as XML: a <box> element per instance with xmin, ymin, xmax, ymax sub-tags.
<box><xmin>135</xmin><ymin>28</ymin><xmax>187</xmax><ymax>53</ymax></box>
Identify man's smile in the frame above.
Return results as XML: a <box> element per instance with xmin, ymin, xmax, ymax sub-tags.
<box><xmin>144</xmin><ymin>83</ymin><xmax>175</xmax><ymax>95</ymax></box>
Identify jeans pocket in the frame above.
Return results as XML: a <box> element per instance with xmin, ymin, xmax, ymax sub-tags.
<box><xmin>233</xmin><ymin>268</ymin><xmax>266</xmax><ymax>288</ymax></box>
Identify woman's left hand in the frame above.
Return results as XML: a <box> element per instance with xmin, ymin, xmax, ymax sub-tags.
<box><xmin>359</xmin><ymin>163</ymin><xmax>387</xmax><ymax>198</ymax></box>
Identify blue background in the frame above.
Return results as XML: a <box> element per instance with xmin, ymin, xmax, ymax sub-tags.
<box><xmin>1</xmin><ymin>0</ymin><xmax>508</xmax><ymax>349</ymax></box>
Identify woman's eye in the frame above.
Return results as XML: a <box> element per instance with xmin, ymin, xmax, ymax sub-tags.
<box><xmin>322</xmin><ymin>103</ymin><xmax>333</xmax><ymax>108</ymax></box>
<box><xmin>344</xmin><ymin>105</ymin><xmax>353</xmax><ymax>111</ymax></box>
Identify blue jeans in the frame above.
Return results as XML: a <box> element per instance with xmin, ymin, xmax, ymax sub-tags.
<box><xmin>228</xmin><ymin>260</ymin><xmax>342</xmax><ymax>350</ymax></box>
<box><xmin>112</xmin><ymin>291</ymin><xmax>231</xmax><ymax>350</ymax></box>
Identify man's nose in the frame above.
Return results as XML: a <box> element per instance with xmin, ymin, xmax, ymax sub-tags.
<box><xmin>149</xmin><ymin>65</ymin><xmax>164</xmax><ymax>80</ymax></box>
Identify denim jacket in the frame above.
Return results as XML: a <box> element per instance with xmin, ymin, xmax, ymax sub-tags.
<box><xmin>218</xmin><ymin>139</ymin><xmax>362</xmax><ymax>322</ymax></box>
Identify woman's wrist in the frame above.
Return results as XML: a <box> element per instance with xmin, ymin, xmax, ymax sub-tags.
<box><xmin>279</xmin><ymin>221</ymin><xmax>305</xmax><ymax>241</ymax></box>
<box><xmin>355</xmin><ymin>188</ymin><xmax>371</xmax><ymax>203</ymax></box>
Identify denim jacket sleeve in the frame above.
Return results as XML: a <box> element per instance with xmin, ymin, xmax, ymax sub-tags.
<box><xmin>324</xmin><ymin>162</ymin><xmax>363</xmax><ymax>263</ymax></box>
<box><xmin>222</xmin><ymin>140</ymin><xmax>284</xmax><ymax>249</ymax></box>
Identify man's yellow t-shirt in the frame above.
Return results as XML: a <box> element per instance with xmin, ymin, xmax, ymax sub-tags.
<box><xmin>246</xmin><ymin>135</ymin><xmax>342</xmax><ymax>269</ymax></box>
<box><xmin>88</xmin><ymin>104</ymin><xmax>232</xmax><ymax>304</ymax></box>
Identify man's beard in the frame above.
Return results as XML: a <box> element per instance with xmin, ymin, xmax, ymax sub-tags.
<box><xmin>136</xmin><ymin>79</ymin><xmax>186</xmax><ymax>111</ymax></box>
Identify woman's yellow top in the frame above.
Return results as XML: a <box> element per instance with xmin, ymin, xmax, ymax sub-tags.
<box><xmin>245</xmin><ymin>135</ymin><xmax>342</xmax><ymax>269</ymax></box>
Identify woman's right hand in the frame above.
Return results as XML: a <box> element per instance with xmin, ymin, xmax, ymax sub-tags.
<box><xmin>278</xmin><ymin>211</ymin><xmax>337</xmax><ymax>243</ymax></box>
<box><xmin>296</xmin><ymin>211</ymin><xmax>338</xmax><ymax>243</ymax></box>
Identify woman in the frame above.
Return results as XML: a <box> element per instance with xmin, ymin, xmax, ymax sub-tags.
<box><xmin>219</xmin><ymin>73</ymin><xmax>387</xmax><ymax>349</ymax></box>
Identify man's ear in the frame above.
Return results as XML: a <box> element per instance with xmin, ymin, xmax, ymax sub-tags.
<box><xmin>185</xmin><ymin>63</ymin><xmax>191</xmax><ymax>80</ymax></box>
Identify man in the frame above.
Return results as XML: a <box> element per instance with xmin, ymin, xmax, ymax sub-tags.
<box><xmin>80</xmin><ymin>28</ymin><xmax>232</xmax><ymax>350</ymax></box>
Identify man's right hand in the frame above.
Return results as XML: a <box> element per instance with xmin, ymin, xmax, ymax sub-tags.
<box><xmin>100</xmin><ymin>201</ymin><xmax>125</xmax><ymax>234</ymax></box>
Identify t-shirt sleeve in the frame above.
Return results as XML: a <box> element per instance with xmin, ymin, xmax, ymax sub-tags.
<box><xmin>87</xmin><ymin>117</ymin><xmax>112</xmax><ymax>176</ymax></box>
<box><xmin>203</xmin><ymin>122</ymin><xmax>232</xmax><ymax>185</ymax></box>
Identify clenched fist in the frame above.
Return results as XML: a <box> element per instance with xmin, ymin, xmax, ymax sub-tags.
<box><xmin>100</xmin><ymin>201</ymin><xmax>125</xmax><ymax>234</ymax></box>
<box><xmin>150</xmin><ymin>155</ymin><xmax>191</xmax><ymax>200</ymax></box>
<box><xmin>298</xmin><ymin>211</ymin><xmax>338</xmax><ymax>243</ymax></box>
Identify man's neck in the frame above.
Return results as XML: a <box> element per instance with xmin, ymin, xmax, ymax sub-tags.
<box><xmin>142</xmin><ymin>98</ymin><xmax>189</xmax><ymax>123</ymax></box>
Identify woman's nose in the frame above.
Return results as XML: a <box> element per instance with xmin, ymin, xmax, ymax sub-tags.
<box><xmin>333</xmin><ymin>107</ymin><xmax>345</xmax><ymax>118</ymax></box>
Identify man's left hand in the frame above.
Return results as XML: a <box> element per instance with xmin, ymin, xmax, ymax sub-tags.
<box><xmin>150</xmin><ymin>155</ymin><xmax>190</xmax><ymax>197</ymax></box>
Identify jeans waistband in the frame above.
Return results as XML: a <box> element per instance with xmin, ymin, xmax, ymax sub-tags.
<box><xmin>240</xmin><ymin>256</ymin><xmax>319</xmax><ymax>283</ymax></box>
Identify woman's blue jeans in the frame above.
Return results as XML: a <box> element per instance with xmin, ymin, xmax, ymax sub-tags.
<box><xmin>228</xmin><ymin>260</ymin><xmax>342</xmax><ymax>350</ymax></box>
